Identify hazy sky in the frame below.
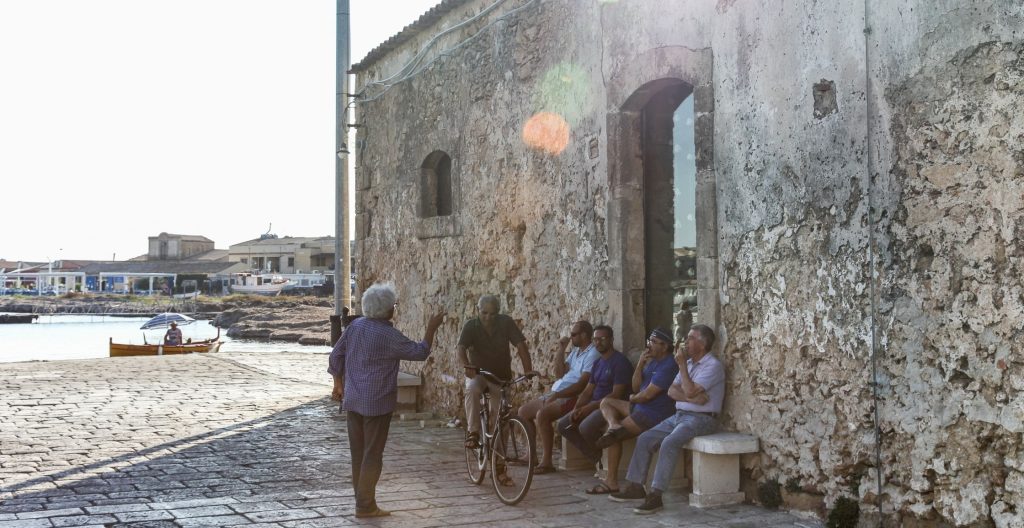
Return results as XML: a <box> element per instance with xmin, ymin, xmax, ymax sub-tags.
<box><xmin>0</xmin><ymin>0</ymin><xmax>439</xmax><ymax>263</ymax></box>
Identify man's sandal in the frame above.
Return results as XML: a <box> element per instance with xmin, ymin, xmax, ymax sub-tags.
<box><xmin>533</xmin><ymin>464</ymin><xmax>556</xmax><ymax>474</ymax></box>
<box><xmin>464</xmin><ymin>432</ymin><xmax>480</xmax><ymax>449</ymax></box>
<box><xmin>355</xmin><ymin>507</ymin><xmax>391</xmax><ymax>518</ymax></box>
<box><xmin>594</xmin><ymin>427</ymin><xmax>630</xmax><ymax>449</ymax></box>
<box><xmin>495</xmin><ymin>470</ymin><xmax>515</xmax><ymax>487</ymax></box>
<box><xmin>585</xmin><ymin>483</ymin><xmax>619</xmax><ymax>495</ymax></box>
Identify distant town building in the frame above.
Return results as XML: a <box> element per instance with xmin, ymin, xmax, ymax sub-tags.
<box><xmin>228</xmin><ymin>236</ymin><xmax>335</xmax><ymax>274</ymax></box>
<box><xmin>145</xmin><ymin>233</ymin><xmax>218</xmax><ymax>260</ymax></box>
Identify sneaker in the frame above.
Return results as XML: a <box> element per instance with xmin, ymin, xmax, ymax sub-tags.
<box><xmin>633</xmin><ymin>494</ymin><xmax>664</xmax><ymax>514</ymax></box>
<box><xmin>608</xmin><ymin>483</ymin><xmax>646</xmax><ymax>502</ymax></box>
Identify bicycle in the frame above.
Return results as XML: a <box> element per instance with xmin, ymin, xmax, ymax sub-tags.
<box><xmin>464</xmin><ymin>368</ymin><xmax>537</xmax><ymax>505</ymax></box>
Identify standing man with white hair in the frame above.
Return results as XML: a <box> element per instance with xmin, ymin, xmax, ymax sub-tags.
<box><xmin>328</xmin><ymin>283</ymin><xmax>444</xmax><ymax>518</ymax></box>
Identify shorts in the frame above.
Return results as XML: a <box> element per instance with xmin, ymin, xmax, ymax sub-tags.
<box><xmin>628</xmin><ymin>407</ymin><xmax>668</xmax><ymax>431</ymax></box>
<box><xmin>543</xmin><ymin>393</ymin><xmax>576</xmax><ymax>416</ymax></box>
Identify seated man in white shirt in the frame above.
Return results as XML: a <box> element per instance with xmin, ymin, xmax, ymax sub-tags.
<box><xmin>518</xmin><ymin>320</ymin><xmax>598</xmax><ymax>474</ymax></box>
<box><xmin>610</xmin><ymin>324</ymin><xmax>726</xmax><ymax>514</ymax></box>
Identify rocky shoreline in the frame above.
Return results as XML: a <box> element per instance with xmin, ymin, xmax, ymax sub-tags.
<box><xmin>0</xmin><ymin>295</ymin><xmax>334</xmax><ymax>346</ymax></box>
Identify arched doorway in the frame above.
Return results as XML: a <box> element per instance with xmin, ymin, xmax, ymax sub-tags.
<box><xmin>606</xmin><ymin>73</ymin><xmax>717</xmax><ymax>352</ymax></box>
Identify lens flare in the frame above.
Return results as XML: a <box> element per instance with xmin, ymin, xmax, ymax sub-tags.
<box><xmin>522</xmin><ymin>112</ymin><xmax>570</xmax><ymax>155</ymax></box>
<box><xmin>534</xmin><ymin>62</ymin><xmax>590</xmax><ymax>126</ymax></box>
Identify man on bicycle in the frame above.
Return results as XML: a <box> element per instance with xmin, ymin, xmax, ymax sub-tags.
<box><xmin>458</xmin><ymin>294</ymin><xmax>536</xmax><ymax>453</ymax></box>
<box><xmin>518</xmin><ymin>320</ymin><xmax>599</xmax><ymax>474</ymax></box>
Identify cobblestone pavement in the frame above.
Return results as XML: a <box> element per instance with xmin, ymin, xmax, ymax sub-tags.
<box><xmin>1</xmin><ymin>353</ymin><xmax>823</xmax><ymax>527</ymax></box>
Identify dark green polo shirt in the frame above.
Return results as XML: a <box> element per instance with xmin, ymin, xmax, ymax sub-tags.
<box><xmin>458</xmin><ymin>314</ymin><xmax>526</xmax><ymax>381</ymax></box>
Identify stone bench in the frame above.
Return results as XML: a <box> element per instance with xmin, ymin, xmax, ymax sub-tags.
<box><xmin>684</xmin><ymin>432</ymin><xmax>758</xmax><ymax>507</ymax></box>
<box><xmin>561</xmin><ymin>431</ymin><xmax>758</xmax><ymax>507</ymax></box>
<box><xmin>396</xmin><ymin>372</ymin><xmax>421</xmax><ymax>411</ymax></box>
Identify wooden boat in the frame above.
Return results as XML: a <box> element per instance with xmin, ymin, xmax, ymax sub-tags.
<box><xmin>0</xmin><ymin>314</ymin><xmax>38</xmax><ymax>324</ymax></box>
<box><xmin>109</xmin><ymin>328</ymin><xmax>221</xmax><ymax>357</ymax></box>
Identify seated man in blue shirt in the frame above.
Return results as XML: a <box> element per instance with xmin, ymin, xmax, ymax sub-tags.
<box><xmin>556</xmin><ymin>324</ymin><xmax>632</xmax><ymax>493</ymax></box>
<box><xmin>613</xmin><ymin>324</ymin><xmax>726</xmax><ymax>514</ymax></box>
<box><xmin>518</xmin><ymin>320</ymin><xmax>599</xmax><ymax>474</ymax></box>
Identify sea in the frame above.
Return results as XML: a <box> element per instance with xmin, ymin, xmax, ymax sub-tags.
<box><xmin>0</xmin><ymin>314</ymin><xmax>331</xmax><ymax>363</ymax></box>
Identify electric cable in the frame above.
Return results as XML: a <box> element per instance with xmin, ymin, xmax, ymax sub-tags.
<box><xmin>353</xmin><ymin>0</ymin><xmax>539</xmax><ymax>105</ymax></box>
<box><xmin>862</xmin><ymin>0</ymin><xmax>885</xmax><ymax>524</ymax></box>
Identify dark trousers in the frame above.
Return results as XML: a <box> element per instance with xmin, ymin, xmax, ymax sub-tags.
<box><xmin>556</xmin><ymin>409</ymin><xmax>607</xmax><ymax>463</ymax></box>
<box><xmin>347</xmin><ymin>410</ymin><xmax>393</xmax><ymax>513</ymax></box>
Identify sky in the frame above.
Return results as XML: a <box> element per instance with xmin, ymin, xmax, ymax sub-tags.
<box><xmin>0</xmin><ymin>0</ymin><xmax>440</xmax><ymax>263</ymax></box>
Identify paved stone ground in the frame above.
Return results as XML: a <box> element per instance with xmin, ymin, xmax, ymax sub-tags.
<box><xmin>1</xmin><ymin>353</ymin><xmax>823</xmax><ymax>527</ymax></box>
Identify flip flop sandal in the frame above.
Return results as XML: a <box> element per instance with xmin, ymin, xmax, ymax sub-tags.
<box><xmin>533</xmin><ymin>464</ymin><xmax>556</xmax><ymax>474</ymax></box>
<box><xmin>585</xmin><ymin>483</ymin><xmax>619</xmax><ymax>495</ymax></box>
<box><xmin>464</xmin><ymin>432</ymin><xmax>480</xmax><ymax>449</ymax></box>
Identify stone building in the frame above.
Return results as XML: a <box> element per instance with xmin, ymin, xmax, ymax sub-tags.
<box><xmin>227</xmin><ymin>236</ymin><xmax>335</xmax><ymax>274</ymax></box>
<box><xmin>349</xmin><ymin>0</ymin><xmax>1023</xmax><ymax>525</ymax></box>
<box><xmin>146</xmin><ymin>233</ymin><xmax>216</xmax><ymax>260</ymax></box>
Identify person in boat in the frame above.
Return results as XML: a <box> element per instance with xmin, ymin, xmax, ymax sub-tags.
<box><xmin>163</xmin><ymin>322</ymin><xmax>183</xmax><ymax>346</ymax></box>
<box><xmin>327</xmin><ymin>283</ymin><xmax>445</xmax><ymax>518</ymax></box>
<box><xmin>517</xmin><ymin>320</ymin><xmax>598</xmax><ymax>474</ymax></box>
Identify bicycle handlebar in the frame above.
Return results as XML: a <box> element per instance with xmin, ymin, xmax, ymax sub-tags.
<box><xmin>467</xmin><ymin>366</ymin><xmax>536</xmax><ymax>387</ymax></box>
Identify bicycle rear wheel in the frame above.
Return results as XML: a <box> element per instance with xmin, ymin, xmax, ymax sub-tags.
<box><xmin>490</xmin><ymin>417</ymin><xmax>534</xmax><ymax>505</ymax></box>
<box><xmin>465</xmin><ymin>409</ymin><xmax>487</xmax><ymax>484</ymax></box>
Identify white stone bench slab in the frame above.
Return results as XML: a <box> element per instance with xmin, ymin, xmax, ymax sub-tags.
<box><xmin>565</xmin><ymin>431</ymin><xmax>756</xmax><ymax>507</ymax></box>
<box><xmin>396</xmin><ymin>372</ymin><xmax>421</xmax><ymax>411</ymax></box>
<box><xmin>685</xmin><ymin>432</ymin><xmax>758</xmax><ymax>507</ymax></box>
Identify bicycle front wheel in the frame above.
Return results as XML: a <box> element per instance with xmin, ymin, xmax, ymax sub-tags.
<box><xmin>490</xmin><ymin>417</ymin><xmax>534</xmax><ymax>505</ymax></box>
<box><xmin>465</xmin><ymin>424</ymin><xmax>486</xmax><ymax>484</ymax></box>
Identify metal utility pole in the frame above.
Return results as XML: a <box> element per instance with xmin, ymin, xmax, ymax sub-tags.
<box><xmin>332</xmin><ymin>0</ymin><xmax>351</xmax><ymax>345</ymax></box>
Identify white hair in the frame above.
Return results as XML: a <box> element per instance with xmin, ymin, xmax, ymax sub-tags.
<box><xmin>477</xmin><ymin>294</ymin><xmax>500</xmax><ymax>311</ymax></box>
<box><xmin>361</xmin><ymin>283</ymin><xmax>397</xmax><ymax>319</ymax></box>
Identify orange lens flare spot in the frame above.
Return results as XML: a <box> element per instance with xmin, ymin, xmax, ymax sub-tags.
<box><xmin>522</xmin><ymin>112</ymin><xmax>570</xmax><ymax>155</ymax></box>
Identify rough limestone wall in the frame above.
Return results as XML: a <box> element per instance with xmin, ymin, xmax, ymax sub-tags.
<box><xmin>870</xmin><ymin>2</ymin><xmax>1024</xmax><ymax>523</ymax></box>
<box><xmin>703</xmin><ymin>0</ymin><xmax>878</xmax><ymax>511</ymax></box>
<box><xmin>353</xmin><ymin>0</ymin><xmax>611</xmax><ymax>413</ymax></box>
<box><xmin>353</xmin><ymin>1</ymin><xmax>1023</xmax><ymax>525</ymax></box>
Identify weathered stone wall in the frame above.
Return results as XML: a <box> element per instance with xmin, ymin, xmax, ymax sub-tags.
<box><xmin>353</xmin><ymin>1</ymin><xmax>611</xmax><ymax>412</ymax></box>
<box><xmin>868</xmin><ymin>1</ymin><xmax>1024</xmax><ymax>524</ymax></box>
<box><xmin>352</xmin><ymin>0</ymin><xmax>1023</xmax><ymax>525</ymax></box>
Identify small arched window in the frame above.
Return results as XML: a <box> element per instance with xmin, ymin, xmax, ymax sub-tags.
<box><xmin>420</xmin><ymin>151</ymin><xmax>452</xmax><ymax>218</ymax></box>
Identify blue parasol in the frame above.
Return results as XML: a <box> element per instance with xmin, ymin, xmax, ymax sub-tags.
<box><xmin>140</xmin><ymin>312</ymin><xmax>195</xmax><ymax>330</ymax></box>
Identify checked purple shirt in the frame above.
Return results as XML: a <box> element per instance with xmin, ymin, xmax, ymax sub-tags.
<box><xmin>327</xmin><ymin>316</ymin><xmax>432</xmax><ymax>417</ymax></box>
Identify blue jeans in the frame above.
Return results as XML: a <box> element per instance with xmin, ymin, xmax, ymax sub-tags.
<box><xmin>625</xmin><ymin>410</ymin><xmax>717</xmax><ymax>492</ymax></box>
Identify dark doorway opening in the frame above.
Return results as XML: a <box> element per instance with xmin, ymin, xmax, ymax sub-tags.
<box><xmin>641</xmin><ymin>83</ymin><xmax>695</xmax><ymax>340</ymax></box>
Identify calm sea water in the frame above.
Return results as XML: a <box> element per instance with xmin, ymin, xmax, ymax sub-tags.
<box><xmin>0</xmin><ymin>314</ymin><xmax>331</xmax><ymax>363</ymax></box>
